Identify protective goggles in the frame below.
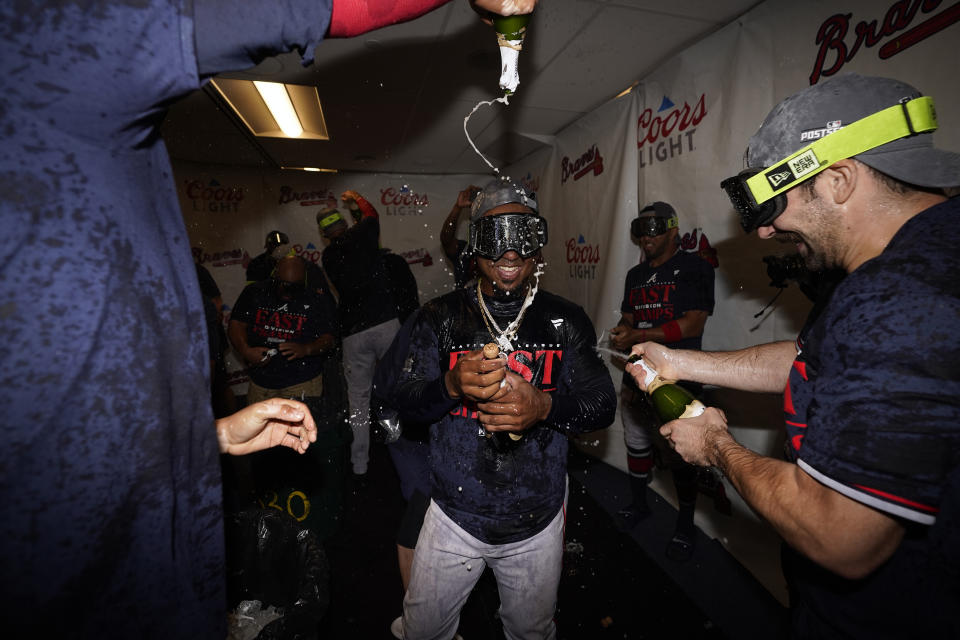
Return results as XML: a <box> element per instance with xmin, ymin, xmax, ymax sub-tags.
<box><xmin>468</xmin><ymin>213</ymin><xmax>548</xmax><ymax>260</ymax></box>
<box><xmin>631</xmin><ymin>215</ymin><xmax>677</xmax><ymax>237</ymax></box>
<box><xmin>721</xmin><ymin>95</ymin><xmax>938</xmax><ymax>232</ymax></box>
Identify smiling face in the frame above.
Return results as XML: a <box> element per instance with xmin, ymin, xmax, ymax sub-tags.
<box><xmin>475</xmin><ymin>202</ymin><xmax>540</xmax><ymax>297</ymax></box>
<box><xmin>634</xmin><ymin>214</ymin><xmax>678</xmax><ymax>266</ymax></box>
<box><xmin>757</xmin><ymin>176</ymin><xmax>845</xmax><ymax>272</ymax></box>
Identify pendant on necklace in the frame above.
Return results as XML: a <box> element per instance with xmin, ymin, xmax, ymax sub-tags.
<box><xmin>495</xmin><ymin>333</ymin><xmax>514</xmax><ymax>354</ymax></box>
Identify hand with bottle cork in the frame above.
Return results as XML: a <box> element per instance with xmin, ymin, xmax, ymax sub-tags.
<box><xmin>442</xmin><ymin>341</ymin><xmax>550</xmax><ymax>442</ymax></box>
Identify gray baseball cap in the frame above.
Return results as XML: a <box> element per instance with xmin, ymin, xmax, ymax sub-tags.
<box><xmin>746</xmin><ymin>73</ymin><xmax>960</xmax><ymax>189</ymax></box>
<box><xmin>470</xmin><ymin>176</ymin><xmax>538</xmax><ymax>222</ymax></box>
<box><xmin>638</xmin><ymin>201</ymin><xmax>677</xmax><ymax>220</ymax></box>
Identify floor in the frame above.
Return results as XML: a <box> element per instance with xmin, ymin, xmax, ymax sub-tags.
<box><xmin>225</xmin><ymin>432</ymin><xmax>789</xmax><ymax>640</ymax></box>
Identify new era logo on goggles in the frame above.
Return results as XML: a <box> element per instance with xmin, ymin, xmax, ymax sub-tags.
<box><xmin>469</xmin><ymin>213</ymin><xmax>548</xmax><ymax>260</ymax></box>
<box><xmin>721</xmin><ymin>95</ymin><xmax>938</xmax><ymax>232</ymax></box>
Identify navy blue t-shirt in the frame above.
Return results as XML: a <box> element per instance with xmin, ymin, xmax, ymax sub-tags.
<box><xmin>620</xmin><ymin>248</ymin><xmax>715</xmax><ymax>388</ymax></box>
<box><xmin>231</xmin><ymin>280</ymin><xmax>336</xmax><ymax>389</ymax></box>
<box><xmin>783</xmin><ymin>197</ymin><xmax>960</xmax><ymax>637</ymax></box>
<box><xmin>379</xmin><ymin>287</ymin><xmax>617</xmax><ymax>544</ymax></box>
<box><xmin>322</xmin><ymin>214</ymin><xmax>399</xmax><ymax>336</ymax></box>
<box><xmin>0</xmin><ymin>1</ymin><xmax>332</xmax><ymax>636</ymax></box>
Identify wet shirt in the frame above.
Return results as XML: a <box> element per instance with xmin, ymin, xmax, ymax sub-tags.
<box><xmin>0</xmin><ymin>0</ymin><xmax>332</xmax><ymax>636</ymax></box>
<box><xmin>231</xmin><ymin>280</ymin><xmax>336</xmax><ymax>389</ymax></box>
<box><xmin>322</xmin><ymin>213</ymin><xmax>398</xmax><ymax>336</ymax></box>
<box><xmin>783</xmin><ymin>197</ymin><xmax>960</xmax><ymax>637</ymax></box>
<box><xmin>620</xmin><ymin>249</ymin><xmax>715</xmax><ymax>350</ymax></box>
<box><xmin>377</xmin><ymin>287</ymin><xmax>617</xmax><ymax>544</ymax></box>
<box><xmin>620</xmin><ymin>249</ymin><xmax>714</xmax><ymax>388</ymax></box>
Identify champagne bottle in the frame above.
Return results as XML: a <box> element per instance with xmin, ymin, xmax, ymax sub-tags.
<box><xmin>491</xmin><ymin>14</ymin><xmax>531</xmax><ymax>95</ymax></box>
<box><xmin>483</xmin><ymin>342</ymin><xmax>523</xmax><ymax>441</ymax></box>
<box><xmin>627</xmin><ymin>354</ymin><xmax>706</xmax><ymax>421</ymax></box>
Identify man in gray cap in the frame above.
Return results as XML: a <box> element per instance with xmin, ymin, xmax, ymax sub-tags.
<box><xmin>609</xmin><ymin>200</ymin><xmax>715</xmax><ymax>562</ymax></box>
<box><xmin>373</xmin><ymin>175</ymin><xmax>616</xmax><ymax>639</ymax></box>
<box><xmin>627</xmin><ymin>74</ymin><xmax>960</xmax><ymax>636</ymax></box>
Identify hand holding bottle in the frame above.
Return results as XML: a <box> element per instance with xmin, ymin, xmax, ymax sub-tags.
<box><xmin>482</xmin><ymin>343</ymin><xmax>523</xmax><ymax>440</ymax></box>
<box><xmin>659</xmin><ymin>405</ymin><xmax>731</xmax><ymax>468</ymax></box>
<box><xmin>626</xmin><ymin>354</ymin><xmax>705</xmax><ymax>422</ymax></box>
<box><xmin>625</xmin><ymin>342</ymin><xmax>681</xmax><ymax>388</ymax></box>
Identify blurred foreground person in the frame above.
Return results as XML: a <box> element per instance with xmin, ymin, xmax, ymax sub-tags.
<box><xmin>0</xmin><ymin>0</ymin><xmax>537</xmax><ymax>636</ymax></box>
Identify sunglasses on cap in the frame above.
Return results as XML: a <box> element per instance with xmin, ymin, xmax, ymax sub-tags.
<box><xmin>631</xmin><ymin>215</ymin><xmax>678</xmax><ymax>238</ymax></box>
<box><xmin>721</xmin><ymin>95</ymin><xmax>938</xmax><ymax>233</ymax></box>
<box><xmin>468</xmin><ymin>213</ymin><xmax>548</xmax><ymax>260</ymax></box>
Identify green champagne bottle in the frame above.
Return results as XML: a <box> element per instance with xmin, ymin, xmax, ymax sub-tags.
<box><xmin>491</xmin><ymin>14</ymin><xmax>531</xmax><ymax>94</ymax></box>
<box><xmin>628</xmin><ymin>354</ymin><xmax>706</xmax><ymax>421</ymax></box>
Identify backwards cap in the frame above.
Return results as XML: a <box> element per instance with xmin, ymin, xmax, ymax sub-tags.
<box><xmin>470</xmin><ymin>176</ymin><xmax>538</xmax><ymax>222</ymax></box>
<box><xmin>317</xmin><ymin>207</ymin><xmax>347</xmax><ymax>236</ymax></box>
<box><xmin>265</xmin><ymin>230</ymin><xmax>289</xmax><ymax>248</ymax></box>
<box><xmin>747</xmin><ymin>73</ymin><xmax>960</xmax><ymax>188</ymax></box>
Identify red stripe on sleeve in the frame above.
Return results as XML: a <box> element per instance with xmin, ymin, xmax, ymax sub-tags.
<box><xmin>854</xmin><ymin>484</ymin><xmax>939</xmax><ymax>514</ymax></box>
<box><xmin>330</xmin><ymin>0</ymin><xmax>451</xmax><ymax>38</ymax></box>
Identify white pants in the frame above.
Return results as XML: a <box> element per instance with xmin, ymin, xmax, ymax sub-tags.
<box><xmin>342</xmin><ymin>318</ymin><xmax>400</xmax><ymax>474</ymax></box>
<box><xmin>402</xmin><ymin>495</ymin><xmax>566</xmax><ymax>640</ymax></box>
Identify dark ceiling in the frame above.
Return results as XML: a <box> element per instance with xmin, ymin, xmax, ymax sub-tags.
<box><xmin>162</xmin><ymin>1</ymin><xmax>760</xmax><ymax>175</ymax></box>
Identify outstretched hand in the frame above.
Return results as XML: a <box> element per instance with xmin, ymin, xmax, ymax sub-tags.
<box><xmin>216</xmin><ymin>398</ymin><xmax>318</xmax><ymax>456</ymax></box>
<box><xmin>456</xmin><ymin>186</ymin><xmax>480</xmax><ymax>209</ymax></box>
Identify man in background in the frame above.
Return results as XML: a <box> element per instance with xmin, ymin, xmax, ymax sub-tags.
<box><xmin>440</xmin><ymin>185</ymin><xmax>481</xmax><ymax>288</ymax></box>
<box><xmin>609</xmin><ymin>201</ymin><xmax>715</xmax><ymax>562</ymax></box>
<box><xmin>320</xmin><ymin>191</ymin><xmax>401</xmax><ymax>477</ymax></box>
<box><xmin>246</xmin><ymin>229</ymin><xmax>291</xmax><ymax>283</ymax></box>
<box><xmin>229</xmin><ymin>256</ymin><xmax>337</xmax><ymax>410</ymax></box>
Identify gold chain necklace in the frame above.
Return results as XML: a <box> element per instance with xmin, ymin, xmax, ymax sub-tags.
<box><xmin>476</xmin><ymin>279</ymin><xmax>536</xmax><ymax>353</ymax></box>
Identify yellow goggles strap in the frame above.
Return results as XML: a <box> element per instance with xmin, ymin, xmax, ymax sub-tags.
<box><xmin>318</xmin><ymin>212</ymin><xmax>343</xmax><ymax>229</ymax></box>
<box><xmin>746</xmin><ymin>95</ymin><xmax>938</xmax><ymax>204</ymax></box>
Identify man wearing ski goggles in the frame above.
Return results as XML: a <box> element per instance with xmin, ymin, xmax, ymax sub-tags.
<box><xmin>721</xmin><ymin>90</ymin><xmax>941</xmax><ymax>233</ymax></box>
<box><xmin>628</xmin><ymin>73</ymin><xmax>960</xmax><ymax>638</ymax></box>
<box><xmin>468</xmin><ymin>180</ymin><xmax>546</xmax><ymax>261</ymax></box>
<box><xmin>630</xmin><ymin>204</ymin><xmax>678</xmax><ymax>238</ymax></box>
<box><xmin>468</xmin><ymin>212</ymin><xmax>548</xmax><ymax>260</ymax></box>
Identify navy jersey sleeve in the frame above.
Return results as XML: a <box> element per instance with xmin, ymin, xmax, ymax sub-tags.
<box><xmin>797</xmin><ymin>278</ymin><xmax>960</xmax><ymax>525</ymax></box>
<box><xmin>377</xmin><ymin>304</ymin><xmax>459</xmax><ymax>424</ymax></box>
<box><xmin>194</xmin><ymin>0</ymin><xmax>334</xmax><ymax>74</ymax></box>
<box><xmin>546</xmin><ymin>303</ymin><xmax>617</xmax><ymax>434</ymax></box>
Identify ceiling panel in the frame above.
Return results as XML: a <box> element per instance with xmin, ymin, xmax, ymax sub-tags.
<box><xmin>162</xmin><ymin>0</ymin><xmax>761</xmax><ymax>174</ymax></box>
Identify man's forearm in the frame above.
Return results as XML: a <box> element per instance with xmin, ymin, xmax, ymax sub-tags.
<box><xmin>711</xmin><ymin>432</ymin><xmax>904</xmax><ymax>579</ymax></box>
<box><xmin>677</xmin><ymin>340</ymin><xmax>795</xmax><ymax>392</ymax></box>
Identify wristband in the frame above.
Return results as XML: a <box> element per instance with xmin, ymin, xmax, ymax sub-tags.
<box><xmin>661</xmin><ymin>320</ymin><xmax>682</xmax><ymax>343</ymax></box>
